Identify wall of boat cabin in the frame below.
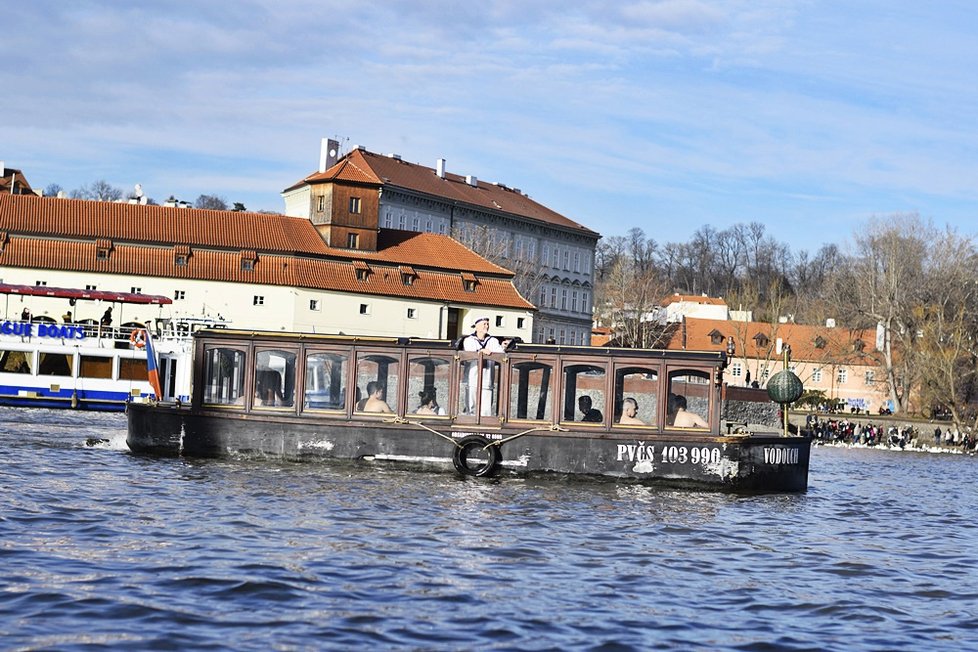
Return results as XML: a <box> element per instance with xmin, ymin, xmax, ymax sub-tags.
<box><xmin>0</xmin><ymin>267</ymin><xmax>533</xmax><ymax>341</ymax></box>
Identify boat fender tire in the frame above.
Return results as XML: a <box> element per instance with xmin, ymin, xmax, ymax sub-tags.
<box><xmin>130</xmin><ymin>329</ymin><xmax>146</xmax><ymax>348</ymax></box>
<box><xmin>452</xmin><ymin>436</ymin><xmax>501</xmax><ymax>478</ymax></box>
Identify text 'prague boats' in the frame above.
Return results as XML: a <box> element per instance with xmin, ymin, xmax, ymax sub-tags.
<box><xmin>126</xmin><ymin>329</ymin><xmax>811</xmax><ymax>491</ymax></box>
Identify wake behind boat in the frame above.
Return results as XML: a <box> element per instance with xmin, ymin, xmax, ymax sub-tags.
<box><xmin>127</xmin><ymin>329</ymin><xmax>811</xmax><ymax>491</ymax></box>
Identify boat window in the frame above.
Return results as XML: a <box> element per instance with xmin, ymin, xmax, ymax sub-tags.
<box><xmin>355</xmin><ymin>353</ymin><xmax>399</xmax><ymax>414</ymax></box>
<box><xmin>613</xmin><ymin>366</ymin><xmax>658</xmax><ymax>428</ymax></box>
<box><xmin>458</xmin><ymin>354</ymin><xmax>502</xmax><ymax>417</ymax></box>
<box><xmin>509</xmin><ymin>359</ymin><xmax>554</xmax><ymax>422</ymax></box>
<box><xmin>304</xmin><ymin>351</ymin><xmax>349</xmax><ymax>412</ymax></box>
<box><xmin>0</xmin><ymin>349</ymin><xmax>32</xmax><ymax>374</ymax></box>
<box><xmin>119</xmin><ymin>357</ymin><xmax>147</xmax><ymax>381</ymax></box>
<box><xmin>80</xmin><ymin>355</ymin><xmax>113</xmax><ymax>380</ymax></box>
<box><xmin>667</xmin><ymin>369</ymin><xmax>711</xmax><ymax>429</ymax></box>
<box><xmin>561</xmin><ymin>363</ymin><xmax>607</xmax><ymax>425</ymax></box>
<box><xmin>202</xmin><ymin>347</ymin><xmax>246</xmax><ymax>406</ymax></box>
<box><xmin>38</xmin><ymin>352</ymin><xmax>73</xmax><ymax>377</ymax></box>
<box><xmin>255</xmin><ymin>349</ymin><xmax>297</xmax><ymax>409</ymax></box>
<box><xmin>407</xmin><ymin>355</ymin><xmax>450</xmax><ymax>418</ymax></box>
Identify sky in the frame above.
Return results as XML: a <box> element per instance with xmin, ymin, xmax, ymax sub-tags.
<box><xmin>3</xmin><ymin>1</ymin><xmax>977</xmax><ymax>254</ymax></box>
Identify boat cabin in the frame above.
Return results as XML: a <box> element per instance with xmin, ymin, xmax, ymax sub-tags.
<box><xmin>190</xmin><ymin>330</ymin><xmax>729</xmax><ymax>434</ymax></box>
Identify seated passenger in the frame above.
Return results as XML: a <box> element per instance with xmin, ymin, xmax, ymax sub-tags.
<box><xmin>415</xmin><ymin>388</ymin><xmax>442</xmax><ymax>415</ymax></box>
<box><xmin>618</xmin><ymin>397</ymin><xmax>645</xmax><ymax>425</ymax></box>
<box><xmin>578</xmin><ymin>395</ymin><xmax>603</xmax><ymax>423</ymax></box>
<box><xmin>669</xmin><ymin>393</ymin><xmax>708</xmax><ymax>428</ymax></box>
<box><xmin>360</xmin><ymin>381</ymin><xmax>392</xmax><ymax>413</ymax></box>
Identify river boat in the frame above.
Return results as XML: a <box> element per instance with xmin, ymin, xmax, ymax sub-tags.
<box><xmin>127</xmin><ymin>329</ymin><xmax>811</xmax><ymax>491</ymax></box>
<box><xmin>0</xmin><ymin>283</ymin><xmax>228</xmax><ymax>410</ymax></box>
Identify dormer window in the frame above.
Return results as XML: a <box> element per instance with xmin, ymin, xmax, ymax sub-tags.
<box><xmin>353</xmin><ymin>260</ymin><xmax>371</xmax><ymax>282</ymax></box>
<box><xmin>174</xmin><ymin>245</ymin><xmax>191</xmax><ymax>267</ymax></box>
<box><xmin>399</xmin><ymin>266</ymin><xmax>417</xmax><ymax>286</ymax></box>
<box><xmin>814</xmin><ymin>336</ymin><xmax>827</xmax><ymax>349</ymax></box>
<box><xmin>461</xmin><ymin>272</ymin><xmax>478</xmax><ymax>293</ymax></box>
<box><xmin>240</xmin><ymin>250</ymin><xmax>257</xmax><ymax>271</ymax></box>
<box><xmin>708</xmin><ymin>329</ymin><xmax>725</xmax><ymax>346</ymax></box>
<box><xmin>753</xmin><ymin>333</ymin><xmax>770</xmax><ymax>348</ymax></box>
<box><xmin>96</xmin><ymin>239</ymin><xmax>112</xmax><ymax>261</ymax></box>
<box><xmin>853</xmin><ymin>339</ymin><xmax>865</xmax><ymax>352</ymax></box>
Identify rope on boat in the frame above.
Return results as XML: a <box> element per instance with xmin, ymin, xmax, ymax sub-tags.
<box><xmin>488</xmin><ymin>423</ymin><xmax>568</xmax><ymax>449</ymax></box>
<box><xmin>383</xmin><ymin>415</ymin><xmax>461</xmax><ymax>448</ymax></box>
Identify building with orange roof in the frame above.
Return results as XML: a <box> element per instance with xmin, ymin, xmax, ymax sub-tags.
<box><xmin>667</xmin><ymin>316</ymin><xmax>889</xmax><ymax>413</ymax></box>
<box><xmin>283</xmin><ymin>140</ymin><xmax>599</xmax><ymax>345</ymax></box>
<box><xmin>0</xmin><ymin>193</ymin><xmax>534</xmax><ymax>340</ymax></box>
<box><xmin>0</xmin><ymin>162</ymin><xmax>37</xmax><ymax>197</ymax></box>
<box><xmin>658</xmin><ymin>293</ymin><xmax>732</xmax><ymax>323</ymax></box>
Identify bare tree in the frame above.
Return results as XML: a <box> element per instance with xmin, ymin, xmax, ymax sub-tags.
<box><xmin>828</xmin><ymin>214</ymin><xmax>934</xmax><ymax>414</ymax></box>
<box><xmin>70</xmin><ymin>180</ymin><xmax>124</xmax><ymax>202</ymax></box>
<box><xmin>195</xmin><ymin>194</ymin><xmax>229</xmax><ymax>211</ymax></box>
<box><xmin>911</xmin><ymin>230</ymin><xmax>978</xmax><ymax>429</ymax></box>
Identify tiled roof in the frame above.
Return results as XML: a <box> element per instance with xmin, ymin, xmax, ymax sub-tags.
<box><xmin>0</xmin><ymin>194</ymin><xmax>534</xmax><ymax>310</ymax></box>
<box><xmin>666</xmin><ymin>317</ymin><xmax>879</xmax><ymax>364</ymax></box>
<box><xmin>287</xmin><ymin>148</ymin><xmax>598</xmax><ymax>236</ymax></box>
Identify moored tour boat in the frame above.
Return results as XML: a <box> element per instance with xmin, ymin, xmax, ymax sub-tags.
<box><xmin>127</xmin><ymin>329</ymin><xmax>811</xmax><ymax>491</ymax></box>
<box><xmin>0</xmin><ymin>283</ymin><xmax>228</xmax><ymax>410</ymax></box>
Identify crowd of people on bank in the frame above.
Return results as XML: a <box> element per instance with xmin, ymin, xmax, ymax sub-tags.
<box><xmin>805</xmin><ymin>414</ymin><xmax>978</xmax><ymax>452</ymax></box>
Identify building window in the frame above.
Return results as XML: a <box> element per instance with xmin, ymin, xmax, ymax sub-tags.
<box><xmin>86</xmin><ymin>284</ymin><xmax>96</xmax><ymax>291</ymax></box>
<box><xmin>814</xmin><ymin>336</ymin><xmax>827</xmax><ymax>349</ymax></box>
<box><xmin>563</xmin><ymin>251</ymin><xmax>569</xmax><ymax>270</ymax></box>
<box><xmin>517</xmin><ymin>317</ymin><xmax>525</xmax><ymax>329</ymax></box>
<box><xmin>812</xmin><ymin>368</ymin><xmax>822</xmax><ymax>383</ymax></box>
<box><xmin>318</xmin><ymin>196</ymin><xmax>326</xmax><ymax>212</ymax></box>
<box><xmin>174</xmin><ymin>290</ymin><xmax>186</xmax><ymax>301</ymax></box>
<box><xmin>539</xmin><ymin>286</ymin><xmax>547</xmax><ymax>307</ymax></box>
<box><xmin>865</xmin><ymin>370</ymin><xmax>875</xmax><ymax>384</ymax></box>
<box><xmin>96</xmin><ymin>249</ymin><xmax>109</xmax><ymax>261</ymax></box>
<box><xmin>355</xmin><ymin>268</ymin><xmax>369</xmax><ymax>281</ymax></box>
<box><xmin>464</xmin><ymin>280</ymin><xmax>476</xmax><ymax>292</ymax></box>
<box><xmin>574</xmin><ymin>252</ymin><xmax>580</xmax><ymax>272</ymax></box>
<box><xmin>241</xmin><ymin>259</ymin><xmax>254</xmax><ymax>271</ymax></box>
<box><xmin>583</xmin><ymin>292</ymin><xmax>589</xmax><ymax>312</ymax></box>
<box><xmin>253</xmin><ymin>296</ymin><xmax>264</xmax><ymax>306</ymax></box>
<box><xmin>837</xmin><ymin>368</ymin><xmax>848</xmax><ymax>384</ymax></box>
<box><xmin>407</xmin><ymin>308</ymin><xmax>417</xmax><ymax>319</ymax></box>
<box><xmin>359</xmin><ymin>303</ymin><xmax>370</xmax><ymax>315</ymax></box>
<box><xmin>412</xmin><ymin>217</ymin><xmax>419</xmax><ymax>230</ymax></box>
<box><xmin>552</xmin><ymin>248</ymin><xmax>559</xmax><ymax>268</ymax></box>
<box><xmin>131</xmin><ymin>287</ymin><xmax>141</xmax><ymax>294</ymax></box>
<box><xmin>572</xmin><ymin>291</ymin><xmax>578</xmax><ymax>313</ymax></box>
<box><xmin>175</xmin><ymin>254</ymin><xmax>188</xmax><ymax>266</ymax></box>
<box><xmin>496</xmin><ymin>316</ymin><xmax>504</xmax><ymax>328</ymax></box>
<box><xmin>550</xmin><ymin>287</ymin><xmax>557</xmax><ymax>308</ymax></box>
<box><xmin>349</xmin><ymin>197</ymin><xmax>361</xmax><ymax>214</ymax></box>
<box><xmin>731</xmin><ymin>363</ymin><xmax>743</xmax><ymax>378</ymax></box>
<box><xmin>310</xmin><ymin>299</ymin><xmax>320</xmax><ymax>311</ymax></box>
<box><xmin>347</xmin><ymin>233</ymin><xmax>359</xmax><ymax>249</ymax></box>
<box><xmin>35</xmin><ymin>280</ymin><xmax>47</xmax><ymax>286</ymax></box>
<box><xmin>561</xmin><ymin>289</ymin><xmax>568</xmax><ymax>310</ymax></box>
<box><xmin>754</xmin><ymin>333</ymin><xmax>770</xmax><ymax>348</ymax></box>
<box><xmin>398</xmin><ymin>215</ymin><xmax>406</xmax><ymax>229</ymax></box>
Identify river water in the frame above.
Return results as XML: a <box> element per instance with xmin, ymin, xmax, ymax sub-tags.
<box><xmin>2</xmin><ymin>407</ymin><xmax>976</xmax><ymax>651</ymax></box>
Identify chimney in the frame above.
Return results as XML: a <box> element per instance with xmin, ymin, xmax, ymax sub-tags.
<box><xmin>465</xmin><ymin>175</ymin><xmax>478</xmax><ymax>187</ymax></box>
<box><xmin>0</xmin><ymin>160</ymin><xmax>5</xmax><ymax>177</ymax></box>
<box><xmin>319</xmin><ymin>138</ymin><xmax>340</xmax><ymax>173</ymax></box>
<box><xmin>436</xmin><ymin>158</ymin><xmax>446</xmax><ymax>178</ymax></box>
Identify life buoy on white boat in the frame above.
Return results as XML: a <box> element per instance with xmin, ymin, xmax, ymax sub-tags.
<box><xmin>452</xmin><ymin>436</ymin><xmax>501</xmax><ymax>477</ymax></box>
<box><xmin>129</xmin><ymin>328</ymin><xmax>146</xmax><ymax>349</ymax></box>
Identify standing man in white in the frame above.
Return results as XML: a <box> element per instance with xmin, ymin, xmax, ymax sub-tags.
<box><xmin>461</xmin><ymin>316</ymin><xmax>506</xmax><ymax>415</ymax></box>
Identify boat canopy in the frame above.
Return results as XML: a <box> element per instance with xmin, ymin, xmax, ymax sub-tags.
<box><xmin>0</xmin><ymin>283</ymin><xmax>172</xmax><ymax>305</ymax></box>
